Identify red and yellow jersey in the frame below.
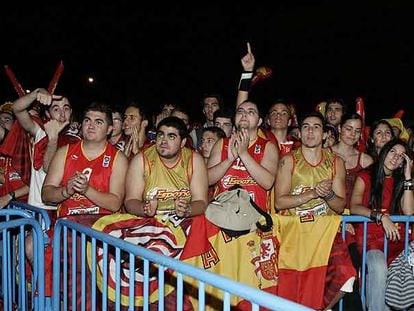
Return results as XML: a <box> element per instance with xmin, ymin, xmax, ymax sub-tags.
<box><xmin>215</xmin><ymin>136</ymin><xmax>270</xmax><ymax>212</ymax></box>
<box><xmin>142</xmin><ymin>145</ymin><xmax>193</xmax><ymax>212</ymax></box>
<box><xmin>281</xmin><ymin>148</ymin><xmax>337</xmax><ymax>216</ymax></box>
<box><xmin>58</xmin><ymin>141</ymin><xmax>120</xmax><ymax>217</ymax></box>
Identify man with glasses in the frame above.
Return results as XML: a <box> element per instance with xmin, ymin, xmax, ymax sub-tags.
<box><xmin>208</xmin><ymin>100</ymin><xmax>278</xmax><ymax>212</ymax></box>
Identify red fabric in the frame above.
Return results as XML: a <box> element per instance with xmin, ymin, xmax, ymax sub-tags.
<box><xmin>33</xmin><ymin>128</ymin><xmax>81</xmax><ymax>170</ymax></box>
<box><xmin>0</xmin><ymin>119</ymin><xmax>41</xmax><ymax>185</ymax></box>
<box><xmin>278</xmin><ymin>266</ymin><xmax>327</xmax><ymax>308</ymax></box>
<box><xmin>355</xmin><ymin>171</ymin><xmax>405</xmax><ymax>264</ymax></box>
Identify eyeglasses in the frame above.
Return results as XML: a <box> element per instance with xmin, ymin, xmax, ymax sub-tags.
<box><xmin>236</xmin><ymin>108</ymin><xmax>258</xmax><ymax>116</ymax></box>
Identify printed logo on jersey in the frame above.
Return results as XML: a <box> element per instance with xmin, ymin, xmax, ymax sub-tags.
<box><xmin>254</xmin><ymin>144</ymin><xmax>262</xmax><ymax>154</ymax></box>
<box><xmin>154</xmin><ymin>188</ymin><xmax>191</xmax><ymax>201</ymax></box>
<box><xmin>221</xmin><ymin>175</ymin><xmax>257</xmax><ymax>188</ymax></box>
<box><xmin>102</xmin><ymin>155</ymin><xmax>111</xmax><ymax>167</ymax></box>
<box><xmin>70</xmin><ymin>154</ymin><xmax>79</xmax><ymax>160</ymax></box>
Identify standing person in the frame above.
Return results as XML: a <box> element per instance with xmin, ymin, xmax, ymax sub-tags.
<box><xmin>208</xmin><ymin>99</ymin><xmax>278</xmax><ymax>212</ymax></box>
<box><xmin>120</xmin><ymin>116</ymin><xmax>208</xmax><ymax>308</ymax></box>
<box><xmin>330</xmin><ymin>113</ymin><xmax>373</xmax><ymax>310</ymax></box>
<box><xmin>350</xmin><ymin>139</ymin><xmax>414</xmax><ymax>311</ymax></box>
<box><xmin>366</xmin><ymin>119</ymin><xmax>395</xmax><ymax>160</ymax></box>
<box><xmin>275</xmin><ymin>111</ymin><xmax>356</xmax><ymax>310</ymax></box>
<box><xmin>40</xmin><ymin>102</ymin><xmax>128</xmax><ymax>307</ymax></box>
<box><xmin>12</xmin><ymin>88</ymin><xmax>80</xmax><ymax>212</ymax></box>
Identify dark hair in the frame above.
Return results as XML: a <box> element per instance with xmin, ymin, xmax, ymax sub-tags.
<box><xmin>157</xmin><ymin>116</ymin><xmax>188</xmax><ymax>139</ymax></box>
<box><xmin>369</xmin><ymin>139</ymin><xmax>410</xmax><ymax>214</ymax></box>
<box><xmin>340</xmin><ymin>113</ymin><xmax>362</xmax><ymax>126</ymax></box>
<box><xmin>171</xmin><ymin>105</ymin><xmax>190</xmax><ymax>118</ymax></box>
<box><xmin>268</xmin><ymin>100</ymin><xmax>294</xmax><ymax>119</ymax></box>
<box><xmin>125</xmin><ymin>100</ymin><xmax>147</xmax><ymax>121</ymax></box>
<box><xmin>213</xmin><ymin>107</ymin><xmax>234</xmax><ymax>123</ymax></box>
<box><xmin>238</xmin><ymin>99</ymin><xmax>262</xmax><ymax>118</ymax></box>
<box><xmin>324</xmin><ymin>123</ymin><xmax>339</xmax><ymax>143</ymax></box>
<box><xmin>299</xmin><ymin>111</ymin><xmax>326</xmax><ymax>131</ymax></box>
<box><xmin>326</xmin><ymin>98</ymin><xmax>347</xmax><ymax>114</ymax></box>
<box><xmin>201</xmin><ymin>126</ymin><xmax>226</xmax><ymax>140</ymax></box>
<box><xmin>200</xmin><ymin>93</ymin><xmax>223</xmax><ymax>108</ymax></box>
<box><xmin>366</xmin><ymin>119</ymin><xmax>395</xmax><ymax>158</ymax></box>
<box><xmin>84</xmin><ymin>102</ymin><xmax>113</xmax><ymax>126</ymax></box>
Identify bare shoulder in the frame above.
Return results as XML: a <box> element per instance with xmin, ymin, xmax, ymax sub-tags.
<box><xmin>360</xmin><ymin>152</ymin><xmax>374</xmax><ymax>168</ymax></box>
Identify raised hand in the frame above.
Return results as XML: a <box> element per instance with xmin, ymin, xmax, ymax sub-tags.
<box><xmin>44</xmin><ymin>119</ymin><xmax>70</xmax><ymax>140</ymax></box>
<box><xmin>240</xmin><ymin>42</ymin><xmax>255</xmax><ymax>72</ymax></box>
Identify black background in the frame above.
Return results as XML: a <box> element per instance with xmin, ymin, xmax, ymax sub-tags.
<box><xmin>2</xmin><ymin>2</ymin><xmax>414</xmax><ymax>124</ymax></box>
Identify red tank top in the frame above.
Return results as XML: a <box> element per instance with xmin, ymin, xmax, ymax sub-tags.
<box><xmin>58</xmin><ymin>141</ymin><xmax>120</xmax><ymax>217</ymax></box>
<box><xmin>215</xmin><ymin>136</ymin><xmax>270</xmax><ymax>211</ymax></box>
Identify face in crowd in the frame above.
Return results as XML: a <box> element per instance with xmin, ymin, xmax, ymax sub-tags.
<box><xmin>155</xmin><ymin>125</ymin><xmax>186</xmax><ymax>160</ymax></box>
<box><xmin>234</xmin><ymin>101</ymin><xmax>262</xmax><ymax>131</ymax></box>
<box><xmin>203</xmin><ymin>97</ymin><xmax>220</xmax><ymax>123</ymax></box>
<box><xmin>200</xmin><ymin>130</ymin><xmax>219</xmax><ymax>159</ymax></box>
<box><xmin>47</xmin><ymin>97</ymin><xmax>72</xmax><ymax>124</ymax></box>
<box><xmin>372</xmin><ymin>122</ymin><xmax>393</xmax><ymax>151</ymax></box>
<box><xmin>325</xmin><ymin>102</ymin><xmax>344</xmax><ymax>127</ymax></box>
<box><xmin>123</xmin><ymin>106</ymin><xmax>143</xmax><ymax>136</ymax></box>
<box><xmin>214</xmin><ymin>117</ymin><xmax>233</xmax><ymax>137</ymax></box>
<box><xmin>267</xmin><ymin>103</ymin><xmax>291</xmax><ymax>131</ymax></box>
<box><xmin>300</xmin><ymin>115</ymin><xmax>325</xmax><ymax>148</ymax></box>
<box><xmin>339</xmin><ymin>118</ymin><xmax>362</xmax><ymax>147</ymax></box>
<box><xmin>111</xmin><ymin>111</ymin><xmax>123</xmax><ymax>138</ymax></box>
<box><xmin>82</xmin><ymin>110</ymin><xmax>113</xmax><ymax>142</ymax></box>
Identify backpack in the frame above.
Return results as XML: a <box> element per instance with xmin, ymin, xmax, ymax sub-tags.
<box><xmin>205</xmin><ymin>185</ymin><xmax>273</xmax><ymax>237</ymax></box>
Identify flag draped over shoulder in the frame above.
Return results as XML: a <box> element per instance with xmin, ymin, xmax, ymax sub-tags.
<box><xmin>275</xmin><ymin>215</ymin><xmax>341</xmax><ymax>310</ymax></box>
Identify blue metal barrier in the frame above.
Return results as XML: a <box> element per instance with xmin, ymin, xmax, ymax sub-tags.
<box><xmin>0</xmin><ymin>218</ymin><xmax>46</xmax><ymax>310</ymax></box>
<box><xmin>50</xmin><ymin>215</ymin><xmax>414</xmax><ymax>311</ymax></box>
<box><xmin>52</xmin><ymin>218</ymin><xmax>314</xmax><ymax>311</ymax></box>
<box><xmin>341</xmin><ymin>215</ymin><xmax>414</xmax><ymax>310</ymax></box>
<box><xmin>7</xmin><ymin>201</ymin><xmax>52</xmax><ymax>231</ymax></box>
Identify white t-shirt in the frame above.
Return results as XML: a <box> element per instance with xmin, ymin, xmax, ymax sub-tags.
<box><xmin>28</xmin><ymin>126</ymin><xmax>57</xmax><ymax>210</ymax></box>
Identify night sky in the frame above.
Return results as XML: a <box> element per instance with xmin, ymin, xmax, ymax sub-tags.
<box><xmin>2</xmin><ymin>2</ymin><xmax>414</xmax><ymax>124</ymax></box>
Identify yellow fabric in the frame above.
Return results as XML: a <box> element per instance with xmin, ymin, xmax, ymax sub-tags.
<box><xmin>383</xmin><ymin>118</ymin><xmax>410</xmax><ymax>141</ymax></box>
<box><xmin>184</xmin><ymin>223</ymin><xmax>279</xmax><ymax>310</ymax></box>
<box><xmin>276</xmin><ymin>215</ymin><xmax>341</xmax><ymax>270</ymax></box>
<box><xmin>143</xmin><ymin>145</ymin><xmax>193</xmax><ymax>212</ymax></box>
<box><xmin>281</xmin><ymin>148</ymin><xmax>337</xmax><ymax>216</ymax></box>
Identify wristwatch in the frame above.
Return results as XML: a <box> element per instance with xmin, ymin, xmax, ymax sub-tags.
<box><xmin>8</xmin><ymin>191</ymin><xmax>16</xmax><ymax>201</ymax></box>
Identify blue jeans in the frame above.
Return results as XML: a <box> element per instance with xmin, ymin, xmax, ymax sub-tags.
<box><xmin>365</xmin><ymin>250</ymin><xmax>390</xmax><ymax>311</ymax></box>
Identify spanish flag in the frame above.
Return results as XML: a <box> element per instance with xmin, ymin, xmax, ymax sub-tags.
<box><xmin>275</xmin><ymin>215</ymin><xmax>342</xmax><ymax>310</ymax></box>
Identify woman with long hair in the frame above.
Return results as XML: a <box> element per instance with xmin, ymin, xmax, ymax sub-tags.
<box><xmin>331</xmin><ymin>113</ymin><xmax>374</xmax><ymax>212</ymax></box>
<box><xmin>366</xmin><ymin>119</ymin><xmax>395</xmax><ymax>160</ymax></box>
<box><xmin>351</xmin><ymin>139</ymin><xmax>414</xmax><ymax>310</ymax></box>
